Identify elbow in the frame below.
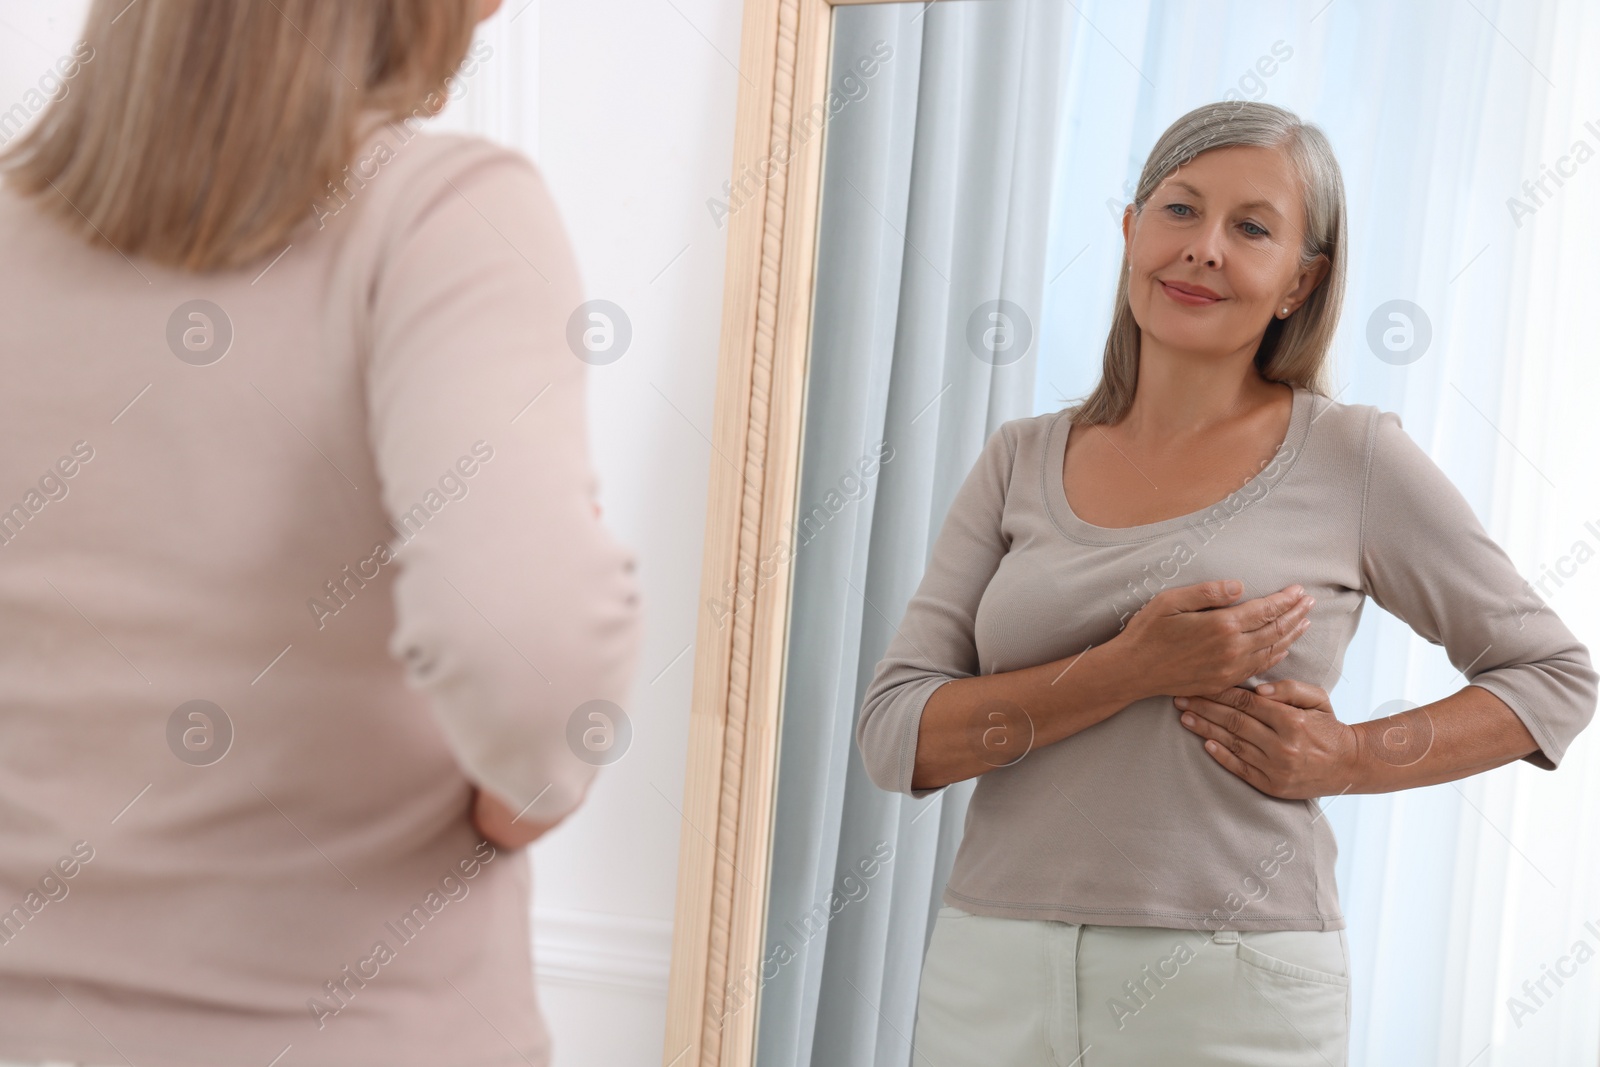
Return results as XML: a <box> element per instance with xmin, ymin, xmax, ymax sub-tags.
<box><xmin>856</xmin><ymin>694</ymin><xmax>932</xmax><ymax>797</ymax></box>
<box><xmin>857</xmin><ymin>674</ymin><xmax>957</xmax><ymax>797</ymax></box>
<box><xmin>426</xmin><ymin>661</ymin><xmax>607</xmax><ymax>824</ymax></box>
<box><xmin>394</xmin><ymin>561</ymin><xmax>643</xmax><ymax>823</ymax></box>
<box><xmin>854</xmin><ymin>699</ymin><xmax>905</xmax><ymax>795</ymax></box>
<box><xmin>474</xmin><ymin>756</ymin><xmax>597</xmax><ymax>827</ymax></box>
<box><xmin>1552</xmin><ymin>644</ymin><xmax>1599</xmax><ymax>754</ymax></box>
<box><xmin>1481</xmin><ymin>644</ymin><xmax>1599</xmax><ymax>772</ymax></box>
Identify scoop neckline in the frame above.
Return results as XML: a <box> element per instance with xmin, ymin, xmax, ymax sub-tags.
<box><xmin>1043</xmin><ymin>384</ymin><xmax>1314</xmax><ymax>545</ymax></box>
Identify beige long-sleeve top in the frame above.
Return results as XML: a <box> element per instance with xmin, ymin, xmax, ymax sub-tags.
<box><xmin>858</xmin><ymin>384</ymin><xmax>1596</xmax><ymax>932</ymax></box>
<box><xmin>0</xmin><ymin>118</ymin><xmax>641</xmax><ymax>1066</ymax></box>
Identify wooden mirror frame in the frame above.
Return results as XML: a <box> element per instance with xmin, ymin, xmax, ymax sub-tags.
<box><xmin>663</xmin><ymin>1</ymin><xmax>926</xmax><ymax>1064</ymax></box>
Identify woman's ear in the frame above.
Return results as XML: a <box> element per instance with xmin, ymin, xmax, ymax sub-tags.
<box><xmin>1285</xmin><ymin>252</ymin><xmax>1331</xmax><ymax>307</ymax></box>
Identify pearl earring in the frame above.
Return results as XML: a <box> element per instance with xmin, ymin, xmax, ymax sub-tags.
<box><xmin>1280</xmin><ymin>306</ymin><xmax>1289</xmax><ymax>317</ymax></box>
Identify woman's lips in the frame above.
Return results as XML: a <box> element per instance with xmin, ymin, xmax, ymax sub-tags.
<box><xmin>1160</xmin><ymin>281</ymin><xmax>1223</xmax><ymax>306</ymax></box>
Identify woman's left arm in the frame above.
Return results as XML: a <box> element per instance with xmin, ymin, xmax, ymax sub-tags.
<box><xmin>1177</xmin><ymin>407</ymin><xmax>1598</xmax><ymax>797</ymax></box>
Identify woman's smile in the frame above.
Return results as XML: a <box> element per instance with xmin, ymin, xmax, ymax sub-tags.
<box><xmin>1159</xmin><ymin>278</ymin><xmax>1225</xmax><ymax>306</ymax></box>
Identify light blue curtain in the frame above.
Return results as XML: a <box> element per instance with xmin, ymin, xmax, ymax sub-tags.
<box><xmin>754</xmin><ymin>2</ymin><xmax>1068</xmax><ymax>1065</ymax></box>
<box><xmin>1033</xmin><ymin>2</ymin><xmax>1600</xmax><ymax>1065</ymax></box>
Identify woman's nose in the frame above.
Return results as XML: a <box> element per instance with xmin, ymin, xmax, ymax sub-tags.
<box><xmin>1183</xmin><ymin>221</ymin><xmax>1225</xmax><ymax>268</ymax></box>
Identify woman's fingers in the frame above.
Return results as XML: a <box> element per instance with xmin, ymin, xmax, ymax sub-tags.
<box><xmin>1177</xmin><ymin>699</ymin><xmax>1271</xmax><ymax>769</ymax></box>
<box><xmin>1274</xmin><ymin>613</ymin><xmax>1312</xmax><ymax>650</ymax></box>
<box><xmin>1230</xmin><ymin>584</ymin><xmax>1308</xmax><ymax>636</ymax></box>
<box><xmin>1246</xmin><ymin>610</ymin><xmax>1311</xmax><ymax>670</ymax></box>
<box><xmin>1177</xmin><ymin>689</ymin><xmax>1277</xmax><ymax>752</ymax></box>
<box><xmin>1196</xmin><ymin>732</ymin><xmax>1273</xmax><ymax>791</ymax></box>
<box><xmin>1252</xmin><ymin>678</ymin><xmax>1331</xmax><ymax>712</ymax></box>
<box><xmin>1224</xmin><ymin>601</ymin><xmax>1314</xmax><ymax>690</ymax></box>
<box><xmin>1237</xmin><ymin>593</ymin><xmax>1314</xmax><ymax>661</ymax></box>
<box><xmin>1177</xmin><ymin>680</ymin><xmax>1347</xmax><ymax>799</ymax></box>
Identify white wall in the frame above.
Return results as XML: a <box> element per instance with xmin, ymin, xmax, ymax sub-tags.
<box><xmin>0</xmin><ymin>2</ymin><xmax>742</xmax><ymax>1062</ymax></box>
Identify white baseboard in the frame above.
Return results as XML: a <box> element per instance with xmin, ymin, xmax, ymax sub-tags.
<box><xmin>532</xmin><ymin>906</ymin><xmax>674</xmax><ymax>995</ymax></box>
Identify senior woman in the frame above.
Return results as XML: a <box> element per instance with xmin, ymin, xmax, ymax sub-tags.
<box><xmin>857</xmin><ymin>100</ymin><xmax>1596</xmax><ymax>1066</ymax></box>
<box><xmin>0</xmin><ymin>2</ymin><xmax>640</xmax><ymax>1066</ymax></box>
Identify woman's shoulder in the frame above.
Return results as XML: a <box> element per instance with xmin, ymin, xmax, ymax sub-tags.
<box><xmin>343</xmin><ymin>119</ymin><xmax>543</xmax><ymax>215</ymax></box>
<box><xmin>314</xmin><ymin>118</ymin><xmax>564</xmax><ymax>284</ymax></box>
<box><xmin>963</xmin><ymin>411</ymin><xmax>1058</xmax><ymax>478</ymax></box>
<box><xmin>360</xmin><ymin>117</ymin><xmax>530</xmax><ymax>170</ymax></box>
<box><xmin>1299</xmin><ymin>386</ymin><xmax>1395</xmax><ymax>456</ymax></box>
<box><xmin>993</xmin><ymin>409</ymin><xmax>1062</xmax><ymax>449</ymax></box>
<box><xmin>1291</xmin><ymin>388</ymin><xmax>1440</xmax><ymax>498</ymax></box>
<box><xmin>305</xmin><ymin>117</ymin><xmax>549</xmax><ymax>255</ymax></box>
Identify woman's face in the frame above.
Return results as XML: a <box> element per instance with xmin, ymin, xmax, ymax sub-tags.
<box><xmin>1122</xmin><ymin>143</ymin><xmax>1327</xmax><ymax>360</ymax></box>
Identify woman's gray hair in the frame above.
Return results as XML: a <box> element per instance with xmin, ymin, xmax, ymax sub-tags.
<box><xmin>1066</xmin><ymin>100</ymin><xmax>1347</xmax><ymax>424</ymax></box>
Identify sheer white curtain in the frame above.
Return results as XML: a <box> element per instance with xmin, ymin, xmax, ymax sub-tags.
<box><xmin>754</xmin><ymin>2</ymin><xmax>1068</xmax><ymax>1065</ymax></box>
<box><xmin>1034</xmin><ymin>2</ymin><xmax>1600</xmax><ymax>1064</ymax></box>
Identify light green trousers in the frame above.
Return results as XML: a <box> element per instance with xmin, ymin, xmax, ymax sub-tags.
<box><xmin>913</xmin><ymin>906</ymin><xmax>1350</xmax><ymax>1067</ymax></box>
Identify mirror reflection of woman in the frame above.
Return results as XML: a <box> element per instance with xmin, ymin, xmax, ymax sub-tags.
<box><xmin>858</xmin><ymin>100</ymin><xmax>1595</xmax><ymax>1066</ymax></box>
<box><xmin>0</xmin><ymin>2</ymin><xmax>641</xmax><ymax>1065</ymax></box>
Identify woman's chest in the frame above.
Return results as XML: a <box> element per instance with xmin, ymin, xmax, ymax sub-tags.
<box><xmin>1063</xmin><ymin>423</ymin><xmax>1290</xmax><ymax>529</ymax></box>
<box><xmin>972</xmin><ymin>504</ymin><xmax>1367</xmax><ymax>681</ymax></box>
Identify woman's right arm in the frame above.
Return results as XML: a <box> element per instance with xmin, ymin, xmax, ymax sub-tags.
<box><xmin>365</xmin><ymin>141</ymin><xmax>643</xmax><ymax>832</ymax></box>
<box><xmin>855</xmin><ymin>424</ymin><xmax>1020</xmax><ymax>798</ymax></box>
<box><xmin>910</xmin><ymin>641</ymin><xmax>1145</xmax><ymax>792</ymax></box>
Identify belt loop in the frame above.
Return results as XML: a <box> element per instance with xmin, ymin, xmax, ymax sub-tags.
<box><xmin>1211</xmin><ymin>927</ymin><xmax>1240</xmax><ymax>944</ymax></box>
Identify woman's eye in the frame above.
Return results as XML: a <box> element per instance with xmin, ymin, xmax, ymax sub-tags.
<box><xmin>1165</xmin><ymin>204</ymin><xmax>1266</xmax><ymax>237</ymax></box>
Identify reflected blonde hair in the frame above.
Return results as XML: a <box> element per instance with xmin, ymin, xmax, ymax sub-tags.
<box><xmin>1068</xmin><ymin>101</ymin><xmax>1347</xmax><ymax>425</ymax></box>
<box><xmin>0</xmin><ymin>0</ymin><xmax>479</xmax><ymax>272</ymax></box>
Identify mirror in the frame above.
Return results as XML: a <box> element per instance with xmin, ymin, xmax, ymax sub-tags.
<box><xmin>669</xmin><ymin>1</ymin><xmax>1600</xmax><ymax>1065</ymax></box>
